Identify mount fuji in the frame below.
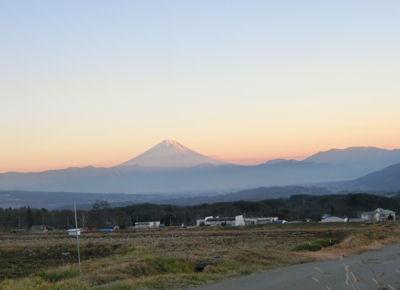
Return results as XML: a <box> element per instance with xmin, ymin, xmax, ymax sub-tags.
<box><xmin>119</xmin><ymin>139</ymin><xmax>226</xmax><ymax>168</ymax></box>
<box><xmin>1</xmin><ymin>141</ymin><xmax>400</xmax><ymax>197</ymax></box>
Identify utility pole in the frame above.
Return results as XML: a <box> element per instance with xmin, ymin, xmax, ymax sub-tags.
<box><xmin>74</xmin><ymin>202</ymin><xmax>82</xmax><ymax>274</ymax></box>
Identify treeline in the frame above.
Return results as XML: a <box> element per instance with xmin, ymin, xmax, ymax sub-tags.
<box><xmin>0</xmin><ymin>193</ymin><xmax>399</xmax><ymax>231</ymax></box>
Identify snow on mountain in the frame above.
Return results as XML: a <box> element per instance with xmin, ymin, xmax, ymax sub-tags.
<box><xmin>119</xmin><ymin>139</ymin><xmax>227</xmax><ymax>167</ymax></box>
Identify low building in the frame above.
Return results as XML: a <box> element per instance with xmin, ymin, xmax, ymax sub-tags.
<box><xmin>205</xmin><ymin>216</ymin><xmax>235</xmax><ymax>226</ymax></box>
<box><xmin>196</xmin><ymin>215</ymin><xmax>245</xmax><ymax>227</ymax></box>
<box><xmin>245</xmin><ymin>217</ymin><xmax>278</xmax><ymax>225</ymax></box>
<box><xmin>321</xmin><ymin>216</ymin><xmax>345</xmax><ymax>223</ymax></box>
<box><xmin>134</xmin><ymin>221</ymin><xmax>160</xmax><ymax>229</ymax></box>
<box><xmin>67</xmin><ymin>228</ymin><xmax>81</xmax><ymax>236</ymax></box>
<box><xmin>361</xmin><ymin>208</ymin><xmax>396</xmax><ymax>222</ymax></box>
<box><xmin>196</xmin><ymin>216</ymin><xmax>212</xmax><ymax>227</ymax></box>
<box><xmin>235</xmin><ymin>215</ymin><xmax>245</xmax><ymax>226</ymax></box>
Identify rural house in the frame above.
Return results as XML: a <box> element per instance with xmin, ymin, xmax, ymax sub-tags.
<box><xmin>361</xmin><ymin>208</ymin><xmax>396</xmax><ymax>222</ymax></box>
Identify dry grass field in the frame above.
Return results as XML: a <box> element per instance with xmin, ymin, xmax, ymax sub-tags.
<box><xmin>0</xmin><ymin>222</ymin><xmax>399</xmax><ymax>289</ymax></box>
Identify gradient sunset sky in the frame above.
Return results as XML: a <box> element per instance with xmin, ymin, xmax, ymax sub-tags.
<box><xmin>1</xmin><ymin>1</ymin><xmax>400</xmax><ymax>172</ymax></box>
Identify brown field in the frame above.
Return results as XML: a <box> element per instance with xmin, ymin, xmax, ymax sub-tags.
<box><xmin>0</xmin><ymin>222</ymin><xmax>399</xmax><ymax>289</ymax></box>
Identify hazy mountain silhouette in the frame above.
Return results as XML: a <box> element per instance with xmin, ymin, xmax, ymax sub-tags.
<box><xmin>325</xmin><ymin>163</ymin><xmax>400</xmax><ymax>192</ymax></box>
<box><xmin>305</xmin><ymin>146</ymin><xmax>400</xmax><ymax>173</ymax></box>
<box><xmin>0</xmin><ymin>142</ymin><xmax>399</xmax><ymax>194</ymax></box>
<box><xmin>351</xmin><ymin>163</ymin><xmax>400</xmax><ymax>191</ymax></box>
<box><xmin>0</xmin><ymin>161</ymin><xmax>364</xmax><ymax>194</ymax></box>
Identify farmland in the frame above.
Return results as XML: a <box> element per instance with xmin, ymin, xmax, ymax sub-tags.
<box><xmin>1</xmin><ymin>222</ymin><xmax>399</xmax><ymax>289</ymax></box>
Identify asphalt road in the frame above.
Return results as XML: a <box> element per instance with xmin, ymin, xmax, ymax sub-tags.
<box><xmin>190</xmin><ymin>244</ymin><xmax>400</xmax><ymax>290</ymax></box>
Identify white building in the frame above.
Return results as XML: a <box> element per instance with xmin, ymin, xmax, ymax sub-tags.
<box><xmin>67</xmin><ymin>228</ymin><xmax>81</xmax><ymax>236</ymax></box>
<box><xmin>134</xmin><ymin>221</ymin><xmax>160</xmax><ymax>229</ymax></box>
<box><xmin>245</xmin><ymin>217</ymin><xmax>278</xmax><ymax>225</ymax></box>
<box><xmin>196</xmin><ymin>215</ymin><xmax>245</xmax><ymax>227</ymax></box>
<box><xmin>235</xmin><ymin>215</ymin><xmax>245</xmax><ymax>226</ymax></box>
<box><xmin>321</xmin><ymin>216</ymin><xmax>345</xmax><ymax>223</ymax></box>
<box><xmin>361</xmin><ymin>208</ymin><xmax>396</xmax><ymax>222</ymax></box>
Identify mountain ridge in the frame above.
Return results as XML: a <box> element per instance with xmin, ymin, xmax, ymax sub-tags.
<box><xmin>349</xmin><ymin>163</ymin><xmax>400</xmax><ymax>191</ymax></box>
<box><xmin>0</xmin><ymin>142</ymin><xmax>400</xmax><ymax>194</ymax></box>
<box><xmin>1</xmin><ymin>163</ymin><xmax>400</xmax><ymax>208</ymax></box>
<box><xmin>304</xmin><ymin>146</ymin><xmax>400</xmax><ymax>172</ymax></box>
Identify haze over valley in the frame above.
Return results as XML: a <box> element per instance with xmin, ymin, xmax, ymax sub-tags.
<box><xmin>1</xmin><ymin>139</ymin><xmax>400</xmax><ymax>209</ymax></box>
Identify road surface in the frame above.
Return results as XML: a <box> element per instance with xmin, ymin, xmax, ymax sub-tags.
<box><xmin>190</xmin><ymin>244</ymin><xmax>400</xmax><ymax>290</ymax></box>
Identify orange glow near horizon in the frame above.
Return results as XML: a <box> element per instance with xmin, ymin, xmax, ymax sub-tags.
<box><xmin>1</xmin><ymin>138</ymin><xmax>399</xmax><ymax>173</ymax></box>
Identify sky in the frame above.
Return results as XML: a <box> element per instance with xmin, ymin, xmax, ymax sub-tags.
<box><xmin>1</xmin><ymin>0</ymin><xmax>400</xmax><ymax>172</ymax></box>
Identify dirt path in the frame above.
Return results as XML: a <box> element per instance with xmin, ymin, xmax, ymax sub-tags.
<box><xmin>190</xmin><ymin>244</ymin><xmax>400</xmax><ymax>290</ymax></box>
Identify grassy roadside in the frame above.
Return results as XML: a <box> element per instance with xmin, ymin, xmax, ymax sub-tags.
<box><xmin>0</xmin><ymin>223</ymin><xmax>399</xmax><ymax>289</ymax></box>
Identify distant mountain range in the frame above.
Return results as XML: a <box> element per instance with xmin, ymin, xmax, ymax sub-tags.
<box><xmin>305</xmin><ymin>147</ymin><xmax>400</xmax><ymax>172</ymax></box>
<box><xmin>325</xmin><ymin>163</ymin><xmax>400</xmax><ymax>192</ymax></box>
<box><xmin>0</xmin><ymin>160</ymin><xmax>365</xmax><ymax>194</ymax></box>
<box><xmin>351</xmin><ymin>163</ymin><xmax>400</xmax><ymax>191</ymax></box>
<box><xmin>1</xmin><ymin>163</ymin><xmax>400</xmax><ymax>209</ymax></box>
<box><xmin>0</xmin><ymin>140</ymin><xmax>399</xmax><ymax>196</ymax></box>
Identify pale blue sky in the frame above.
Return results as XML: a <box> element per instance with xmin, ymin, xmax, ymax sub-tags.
<box><xmin>1</xmin><ymin>1</ymin><xmax>400</xmax><ymax>171</ymax></box>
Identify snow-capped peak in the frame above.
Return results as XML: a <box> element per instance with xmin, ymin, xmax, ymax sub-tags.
<box><xmin>119</xmin><ymin>139</ymin><xmax>226</xmax><ymax>168</ymax></box>
<box><xmin>158</xmin><ymin>139</ymin><xmax>190</xmax><ymax>153</ymax></box>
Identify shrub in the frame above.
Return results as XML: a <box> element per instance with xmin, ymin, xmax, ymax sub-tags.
<box><xmin>37</xmin><ymin>267</ymin><xmax>79</xmax><ymax>282</ymax></box>
<box><xmin>294</xmin><ymin>238</ymin><xmax>336</xmax><ymax>251</ymax></box>
<box><xmin>131</xmin><ymin>257</ymin><xmax>193</xmax><ymax>276</ymax></box>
